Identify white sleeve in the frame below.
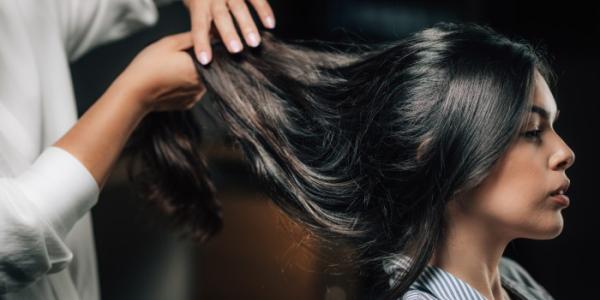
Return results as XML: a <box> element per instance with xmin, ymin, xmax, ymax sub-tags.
<box><xmin>0</xmin><ymin>147</ymin><xmax>99</xmax><ymax>294</ymax></box>
<box><xmin>54</xmin><ymin>0</ymin><xmax>181</xmax><ymax>62</ymax></box>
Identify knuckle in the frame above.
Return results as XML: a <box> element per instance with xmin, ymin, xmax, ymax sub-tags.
<box><xmin>231</xmin><ymin>1</ymin><xmax>249</xmax><ymax>13</ymax></box>
<box><xmin>213</xmin><ymin>10</ymin><xmax>231</xmax><ymax>21</ymax></box>
<box><xmin>252</xmin><ymin>0</ymin><xmax>267</xmax><ymax>10</ymax></box>
<box><xmin>192</xmin><ymin>24</ymin><xmax>210</xmax><ymax>37</ymax></box>
<box><xmin>211</xmin><ymin>4</ymin><xmax>230</xmax><ymax>16</ymax></box>
<box><xmin>228</xmin><ymin>0</ymin><xmax>244</xmax><ymax>7</ymax></box>
<box><xmin>192</xmin><ymin>15</ymin><xmax>210</xmax><ymax>29</ymax></box>
<box><xmin>242</xmin><ymin>26</ymin><xmax>256</xmax><ymax>34</ymax></box>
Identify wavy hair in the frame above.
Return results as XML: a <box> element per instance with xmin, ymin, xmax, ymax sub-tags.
<box><xmin>124</xmin><ymin>22</ymin><xmax>555</xmax><ymax>299</ymax></box>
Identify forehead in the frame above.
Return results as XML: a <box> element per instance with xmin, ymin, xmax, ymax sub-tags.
<box><xmin>531</xmin><ymin>70</ymin><xmax>558</xmax><ymax>120</ymax></box>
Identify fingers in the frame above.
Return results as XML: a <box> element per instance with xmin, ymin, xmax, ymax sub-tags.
<box><xmin>180</xmin><ymin>91</ymin><xmax>206</xmax><ymax>111</ymax></box>
<box><xmin>248</xmin><ymin>0</ymin><xmax>275</xmax><ymax>29</ymax></box>
<box><xmin>188</xmin><ymin>88</ymin><xmax>207</xmax><ymax>109</ymax></box>
<box><xmin>189</xmin><ymin>1</ymin><xmax>213</xmax><ymax>65</ymax></box>
<box><xmin>188</xmin><ymin>0</ymin><xmax>276</xmax><ymax>66</ymax></box>
<box><xmin>177</xmin><ymin>89</ymin><xmax>205</xmax><ymax>110</ymax></box>
<box><xmin>161</xmin><ymin>32</ymin><xmax>194</xmax><ymax>50</ymax></box>
<box><xmin>153</xmin><ymin>88</ymin><xmax>205</xmax><ymax>112</ymax></box>
<box><xmin>228</xmin><ymin>0</ymin><xmax>260</xmax><ymax>47</ymax></box>
<box><xmin>212</xmin><ymin>1</ymin><xmax>244</xmax><ymax>54</ymax></box>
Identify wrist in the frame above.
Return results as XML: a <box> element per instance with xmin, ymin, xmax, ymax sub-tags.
<box><xmin>106</xmin><ymin>74</ymin><xmax>152</xmax><ymax>118</ymax></box>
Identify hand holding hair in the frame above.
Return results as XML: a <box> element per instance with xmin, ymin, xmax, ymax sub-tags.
<box><xmin>53</xmin><ymin>31</ymin><xmax>206</xmax><ymax>189</ymax></box>
<box><xmin>183</xmin><ymin>0</ymin><xmax>276</xmax><ymax>65</ymax></box>
<box><xmin>113</xmin><ymin>32</ymin><xmax>207</xmax><ymax>113</ymax></box>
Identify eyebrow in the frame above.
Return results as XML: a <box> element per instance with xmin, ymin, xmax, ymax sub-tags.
<box><xmin>531</xmin><ymin>105</ymin><xmax>560</xmax><ymax>124</ymax></box>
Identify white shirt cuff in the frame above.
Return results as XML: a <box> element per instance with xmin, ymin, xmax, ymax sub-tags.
<box><xmin>14</xmin><ymin>146</ymin><xmax>100</xmax><ymax>238</ymax></box>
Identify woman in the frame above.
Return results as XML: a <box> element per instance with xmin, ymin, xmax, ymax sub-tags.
<box><xmin>128</xmin><ymin>22</ymin><xmax>574</xmax><ymax>299</ymax></box>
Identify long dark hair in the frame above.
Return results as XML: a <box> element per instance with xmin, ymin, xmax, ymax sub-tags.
<box><xmin>125</xmin><ymin>22</ymin><xmax>555</xmax><ymax>299</ymax></box>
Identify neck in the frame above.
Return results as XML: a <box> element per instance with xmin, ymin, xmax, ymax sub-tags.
<box><xmin>428</xmin><ymin>202</ymin><xmax>512</xmax><ymax>300</ymax></box>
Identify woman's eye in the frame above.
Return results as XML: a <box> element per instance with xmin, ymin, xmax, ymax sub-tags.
<box><xmin>522</xmin><ymin>129</ymin><xmax>543</xmax><ymax>140</ymax></box>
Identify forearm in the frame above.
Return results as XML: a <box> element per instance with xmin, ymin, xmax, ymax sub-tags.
<box><xmin>54</xmin><ymin>79</ymin><xmax>149</xmax><ymax>189</ymax></box>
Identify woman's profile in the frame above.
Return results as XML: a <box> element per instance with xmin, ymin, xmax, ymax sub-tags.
<box><xmin>127</xmin><ymin>22</ymin><xmax>575</xmax><ymax>300</ymax></box>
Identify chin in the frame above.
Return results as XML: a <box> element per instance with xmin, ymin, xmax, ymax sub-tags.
<box><xmin>525</xmin><ymin>214</ymin><xmax>565</xmax><ymax>240</ymax></box>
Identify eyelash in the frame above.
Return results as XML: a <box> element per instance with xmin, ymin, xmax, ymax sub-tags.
<box><xmin>521</xmin><ymin>128</ymin><xmax>544</xmax><ymax>141</ymax></box>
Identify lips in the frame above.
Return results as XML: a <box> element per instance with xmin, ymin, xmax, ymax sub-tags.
<box><xmin>549</xmin><ymin>179</ymin><xmax>571</xmax><ymax>207</ymax></box>
<box><xmin>549</xmin><ymin>179</ymin><xmax>570</xmax><ymax>196</ymax></box>
<box><xmin>549</xmin><ymin>193</ymin><xmax>570</xmax><ymax>207</ymax></box>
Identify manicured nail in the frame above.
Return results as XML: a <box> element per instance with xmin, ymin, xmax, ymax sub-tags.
<box><xmin>198</xmin><ymin>51</ymin><xmax>210</xmax><ymax>65</ymax></box>
<box><xmin>265</xmin><ymin>16</ymin><xmax>275</xmax><ymax>29</ymax></box>
<box><xmin>229</xmin><ymin>40</ymin><xmax>242</xmax><ymax>53</ymax></box>
<box><xmin>247</xmin><ymin>32</ymin><xmax>260</xmax><ymax>47</ymax></box>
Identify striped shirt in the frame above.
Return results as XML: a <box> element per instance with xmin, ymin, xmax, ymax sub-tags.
<box><xmin>383</xmin><ymin>255</ymin><xmax>554</xmax><ymax>300</ymax></box>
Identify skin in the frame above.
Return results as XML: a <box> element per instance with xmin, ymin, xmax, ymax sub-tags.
<box><xmin>184</xmin><ymin>0</ymin><xmax>276</xmax><ymax>64</ymax></box>
<box><xmin>53</xmin><ymin>0</ymin><xmax>275</xmax><ymax>187</ymax></box>
<box><xmin>54</xmin><ymin>32</ymin><xmax>205</xmax><ymax>189</ymax></box>
<box><xmin>428</xmin><ymin>69</ymin><xmax>576</xmax><ymax>300</ymax></box>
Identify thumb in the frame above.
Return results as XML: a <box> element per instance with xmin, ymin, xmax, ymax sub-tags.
<box><xmin>162</xmin><ymin>31</ymin><xmax>194</xmax><ymax>50</ymax></box>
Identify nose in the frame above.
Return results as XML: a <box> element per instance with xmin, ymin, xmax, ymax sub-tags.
<box><xmin>549</xmin><ymin>137</ymin><xmax>576</xmax><ymax>171</ymax></box>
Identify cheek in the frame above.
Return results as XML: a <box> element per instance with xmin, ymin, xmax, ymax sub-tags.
<box><xmin>473</xmin><ymin>173</ymin><xmax>541</xmax><ymax>226</ymax></box>
<box><xmin>465</xmin><ymin>148</ymin><xmax>562</xmax><ymax>238</ymax></box>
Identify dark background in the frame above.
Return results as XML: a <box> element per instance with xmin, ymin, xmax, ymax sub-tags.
<box><xmin>70</xmin><ymin>1</ymin><xmax>599</xmax><ymax>299</ymax></box>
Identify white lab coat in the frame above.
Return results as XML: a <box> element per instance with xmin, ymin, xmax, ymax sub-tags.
<box><xmin>0</xmin><ymin>0</ymin><xmax>176</xmax><ymax>299</ymax></box>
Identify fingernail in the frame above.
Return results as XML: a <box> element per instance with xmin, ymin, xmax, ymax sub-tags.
<box><xmin>198</xmin><ymin>51</ymin><xmax>210</xmax><ymax>65</ymax></box>
<box><xmin>229</xmin><ymin>40</ymin><xmax>242</xmax><ymax>53</ymax></box>
<box><xmin>247</xmin><ymin>32</ymin><xmax>260</xmax><ymax>47</ymax></box>
<box><xmin>265</xmin><ymin>16</ymin><xmax>275</xmax><ymax>29</ymax></box>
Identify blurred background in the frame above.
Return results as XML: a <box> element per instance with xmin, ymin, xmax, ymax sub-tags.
<box><xmin>70</xmin><ymin>1</ymin><xmax>599</xmax><ymax>299</ymax></box>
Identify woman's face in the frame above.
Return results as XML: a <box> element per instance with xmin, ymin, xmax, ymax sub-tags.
<box><xmin>457</xmin><ymin>69</ymin><xmax>576</xmax><ymax>240</ymax></box>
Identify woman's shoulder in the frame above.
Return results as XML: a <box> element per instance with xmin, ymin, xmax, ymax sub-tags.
<box><xmin>401</xmin><ymin>289</ymin><xmax>439</xmax><ymax>300</ymax></box>
<box><xmin>499</xmin><ymin>256</ymin><xmax>555</xmax><ymax>300</ymax></box>
<box><xmin>499</xmin><ymin>256</ymin><xmax>542</xmax><ymax>287</ymax></box>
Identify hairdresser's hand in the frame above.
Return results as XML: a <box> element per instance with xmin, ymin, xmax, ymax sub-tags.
<box><xmin>183</xmin><ymin>0</ymin><xmax>276</xmax><ymax>65</ymax></box>
<box><xmin>113</xmin><ymin>32</ymin><xmax>206</xmax><ymax>113</ymax></box>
